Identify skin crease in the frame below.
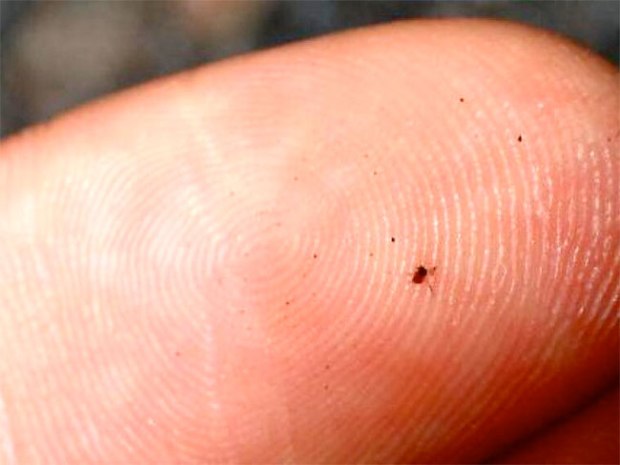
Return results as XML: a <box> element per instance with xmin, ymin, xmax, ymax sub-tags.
<box><xmin>0</xmin><ymin>18</ymin><xmax>618</xmax><ymax>464</ymax></box>
<box><xmin>494</xmin><ymin>388</ymin><xmax>619</xmax><ymax>463</ymax></box>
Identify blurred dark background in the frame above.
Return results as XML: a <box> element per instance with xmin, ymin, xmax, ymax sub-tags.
<box><xmin>1</xmin><ymin>0</ymin><xmax>618</xmax><ymax>138</ymax></box>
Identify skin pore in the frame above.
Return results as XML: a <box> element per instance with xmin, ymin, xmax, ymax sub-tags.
<box><xmin>0</xmin><ymin>19</ymin><xmax>618</xmax><ymax>464</ymax></box>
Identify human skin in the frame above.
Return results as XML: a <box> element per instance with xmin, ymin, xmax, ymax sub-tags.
<box><xmin>0</xmin><ymin>19</ymin><xmax>618</xmax><ymax>464</ymax></box>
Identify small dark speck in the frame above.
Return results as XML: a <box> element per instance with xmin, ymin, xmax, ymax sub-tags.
<box><xmin>517</xmin><ymin>135</ymin><xmax>522</xmax><ymax>142</ymax></box>
<box><xmin>369</xmin><ymin>252</ymin><xmax>374</xmax><ymax>257</ymax></box>
<box><xmin>373</xmin><ymin>171</ymin><xmax>378</xmax><ymax>176</ymax></box>
<box><xmin>323</xmin><ymin>384</ymin><xmax>329</xmax><ymax>390</ymax></box>
<box><xmin>391</xmin><ymin>237</ymin><xmax>395</xmax><ymax>243</ymax></box>
<box><xmin>285</xmin><ymin>301</ymin><xmax>290</xmax><ymax>305</ymax></box>
<box><xmin>459</xmin><ymin>97</ymin><xmax>464</xmax><ymax>102</ymax></box>
<box><xmin>313</xmin><ymin>254</ymin><xmax>318</xmax><ymax>259</ymax></box>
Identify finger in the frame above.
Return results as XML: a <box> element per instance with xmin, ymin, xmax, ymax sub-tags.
<box><xmin>0</xmin><ymin>19</ymin><xmax>618</xmax><ymax>464</ymax></box>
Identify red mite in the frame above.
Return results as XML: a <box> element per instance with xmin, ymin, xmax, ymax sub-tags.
<box><xmin>412</xmin><ymin>265</ymin><xmax>436</xmax><ymax>292</ymax></box>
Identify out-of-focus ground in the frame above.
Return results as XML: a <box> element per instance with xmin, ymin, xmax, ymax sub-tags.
<box><xmin>1</xmin><ymin>0</ymin><xmax>618</xmax><ymax>138</ymax></box>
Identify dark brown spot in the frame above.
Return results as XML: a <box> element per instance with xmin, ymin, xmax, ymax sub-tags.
<box><xmin>313</xmin><ymin>254</ymin><xmax>318</xmax><ymax>259</ymax></box>
<box><xmin>517</xmin><ymin>135</ymin><xmax>522</xmax><ymax>142</ymax></box>
<box><xmin>285</xmin><ymin>301</ymin><xmax>290</xmax><ymax>305</ymax></box>
<box><xmin>391</xmin><ymin>237</ymin><xmax>395</xmax><ymax>243</ymax></box>
<box><xmin>411</xmin><ymin>265</ymin><xmax>437</xmax><ymax>293</ymax></box>
<box><xmin>459</xmin><ymin>97</ymin><xmax>464</xmax><ymax>102</ymax></box>
<box><xmin>412</xmin><ymin>266</ymin><xmax>428</xmax><ymax>283</ymax></box>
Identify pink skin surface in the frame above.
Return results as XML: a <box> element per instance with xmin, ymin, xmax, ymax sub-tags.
<box><xmin>0</xmin><ymin>19</ymin><xmax>618</xmax><ymax>464</ymax></box>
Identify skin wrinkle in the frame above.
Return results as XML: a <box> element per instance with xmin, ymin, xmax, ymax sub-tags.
<box><xmin>493</xmin><ymin>388</ymin><xmax>619</xmax><ymax>464</ymax></box>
